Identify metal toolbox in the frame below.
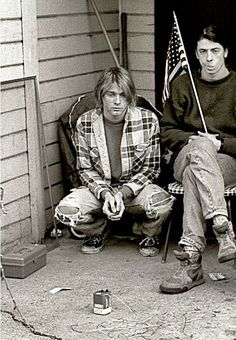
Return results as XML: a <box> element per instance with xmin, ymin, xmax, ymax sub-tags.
<box><xmin>1</xmin><ymin>244</ymin><xmax>47</xmax><ymax>279</ymax></box>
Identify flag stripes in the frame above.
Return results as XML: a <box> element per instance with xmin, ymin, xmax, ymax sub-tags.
<box><xmin>162</xmin><ymin>20</ymin><xmax>188</xmax><ymax>104</ymax></box>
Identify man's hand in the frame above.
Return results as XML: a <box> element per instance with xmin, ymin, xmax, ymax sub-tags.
<box><xmin>188</xmin><ymin>131</ymin><xmax>221</xmax><ymax>151</ymax></box>
<box><xmin>102</xmin><ymin>191</ymin><xmax>125</xmax><ymax>221</ymax></box>
<box><xmin>198</xmin><ymin>131</ymin><xmax>221</xmax><ymax>151</ymax></box>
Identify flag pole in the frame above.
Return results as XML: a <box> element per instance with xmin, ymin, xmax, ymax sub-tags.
<box><xmin>89</xmin><ymin>0</ymin><xmax>120</xmax><ymax>67</ymax></box>
<box><xmin>173</xmin><ymin>11</ymin><xmax>208</xmax><ymax>133</ymax></box>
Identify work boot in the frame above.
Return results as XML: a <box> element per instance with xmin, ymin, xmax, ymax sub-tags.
<box><xmin>159</xmin><ymin>247</ymin><xmax>204</xmax><ymax>294</ymax></box>
<box><xmin>213</xmin><ymin>216</ymin><xmax>236</xmax><ymax>263</ymax></box>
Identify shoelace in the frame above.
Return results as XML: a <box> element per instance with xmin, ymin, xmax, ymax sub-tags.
<box><xmin>174</xmin><ymin>260</ymin><xmax>188</xmax><ymax>277</ymax></box>
<box><xmin>87</xmin><ymin>235</ymin><xmax>102</xmax><ymax>246</ymax></box>
<box><xmin>220</xmin><ymin>233</ymin><xmax>231</xmax><ymax>247</ymax></box>
<box><xmin>173</xmin><ymin>259</ymin><xmax>189</xmax><ymax>277</ymax></box>
<box><xmin>180</xmin><ymin>259</ymin><xmax>189</xmax><ymax>267</ymax></box>
<box><xmin>139</xmin><ymin>236</ymin><xmax>158</xmax><ymax>247</ymax></box>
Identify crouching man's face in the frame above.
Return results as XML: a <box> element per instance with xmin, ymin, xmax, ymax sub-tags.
<box><xmin>102</xmin><ymin>83</ymin><xmax>129</xmax><ymax>123</ymax></box>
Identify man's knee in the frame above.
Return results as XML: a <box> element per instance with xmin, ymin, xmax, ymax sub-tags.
<box><xmin>55</xmin><ymin>204</ymin><xmax>81</xmax><ymax>227</ymax></box>
<box><xmin>145</xmin><ymin>188</ymin><xmax>175</xmax><ymax>221</ymax></box>
<box><xmin>190</xmin><ymin>137</ymin><xmax>216</xmax><ymax>154</ymax></box>
<box><xmin>58</xmin><ymin>206</ymin><xmax>79</xmax><ymax>215</ymax></box>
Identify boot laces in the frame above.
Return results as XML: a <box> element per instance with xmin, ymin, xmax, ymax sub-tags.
<box><xmin>173</xmin><ymin>250</ymin><xmax>194</xmax><ymax>275</ymax></box>
<box><xmin>171</xmin><ymin>260</ymin><xmax>188</xmax><ymax>280</ymax></box>
<box><xmin>220</xmin><ymin>232</ymin><xmax>231</xmax><ymax>247</ymax></box>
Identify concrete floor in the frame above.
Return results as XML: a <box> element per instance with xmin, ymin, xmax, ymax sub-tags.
<box><xmin>1</xmin><ymin>230</ymin><xmax>236</xmax><ymax>340</ymax></box>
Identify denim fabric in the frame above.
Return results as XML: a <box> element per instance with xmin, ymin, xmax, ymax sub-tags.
<box><xmin>173</xmin><ymin>137</ymin><xmax>236</xmax><ymax>252</ymax></box>
<box><xmin>55</xmin><ymin>184</ymin><xmax>175</xmax><ymax>237</ymax></box>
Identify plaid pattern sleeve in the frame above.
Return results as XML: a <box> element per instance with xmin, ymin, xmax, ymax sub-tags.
<box><xmin>120</xmin><ymin>108</ymin><xmax>161</xmax><ymax>195</ymax></box>
<box><xmin>75</xmin><ymin>110</ymin><xmax>113</xmax><ymax>199</ymax></box>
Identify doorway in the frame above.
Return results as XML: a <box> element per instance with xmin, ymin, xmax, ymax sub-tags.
<box><xmin>154</xmin><ymin>0</ymin><xmax>236</xmax><ymax>110</ymax></box>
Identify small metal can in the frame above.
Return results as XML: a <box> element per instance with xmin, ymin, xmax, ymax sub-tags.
<box><xmin>93</xmin><ymin>289</ymin><xmax>111</xmax><ymax>315</ymax></box>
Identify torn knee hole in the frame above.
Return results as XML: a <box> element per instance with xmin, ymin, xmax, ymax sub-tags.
<box><xmin>58</xmin><ymin>206</ymin><xmax>80</xmax><ymax>215</ymax></box>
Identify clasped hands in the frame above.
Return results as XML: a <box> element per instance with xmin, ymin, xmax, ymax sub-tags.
<box><xmin>189</xmin><ymin>131</ymin><xmax>221</xmax><ymax>151</ymax></box>
<box><xmin>102</xmin><ymin>191</ymin><xmax>125</xmax><ymax>221</ymax></box>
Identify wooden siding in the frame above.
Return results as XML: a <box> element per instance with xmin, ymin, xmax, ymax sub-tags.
<box><xmin>1</xmin><ymin>82</ymin><xmax>42</xmax><ymax>253</ymax></box>
<box><xmin>1</xmin><ymin>0</ymin><xmax>27</xmax><ymax>252</ymax></box>
<box><xmin>121</xmin><ymin>0</ymin><xmax>155</xmax><ymax>104</ymax></box>
<box><xmin>0</xmin><ymin>0</ymin><xmax>23</xmax><ymax>81</ymax></box>
<box><xmin>1</xmin><ymin>0</ymin><xmax>45</xmax><ymax>253</ymax></box>
<box><xmin>36</xmin><ymin>0</ymin><xmax>119</xmax><ymax>229</ymax></box>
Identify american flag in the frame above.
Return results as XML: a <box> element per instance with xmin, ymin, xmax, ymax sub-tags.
<box><xmin>162</xmin><ymin>20</ymin><xmax>188</xmax><ymax>104</ymax></box>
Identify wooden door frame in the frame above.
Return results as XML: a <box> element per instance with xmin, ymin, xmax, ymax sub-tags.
<box><xmin>22</xmin><ymin>1</ymin><xmax>46</xmax><ymax>243</ymax></box>
<box><xmin>155</xmin><ymin>0</ymin><xmax>236</xmax><ymax>111</ymax></box>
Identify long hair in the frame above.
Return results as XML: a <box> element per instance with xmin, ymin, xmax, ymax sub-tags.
<box><xmin>94</xmin><ymin>66</ymin><xmax>136</xmax><ymax>109</ymax></box>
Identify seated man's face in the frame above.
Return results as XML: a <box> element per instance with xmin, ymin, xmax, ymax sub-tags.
<box><xmin>102</xmin><ymin>83</ymin><xmax>129</xmax><ymax>123</ymax></box>
<box><xmin>196</xmin><ymin>38</ymin><xmax>228</xmax><ymax>80</ymax></box>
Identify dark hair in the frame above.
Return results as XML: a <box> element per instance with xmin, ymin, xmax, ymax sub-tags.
<box><xmin>198</xmin><ymin>24</ymin><xmax>228</xmax><ymax>49</ymax></box>
<box><xmin>94</xmin><ymin>66</ymin><xmax>136</xmax><ymax>109</ymax></box>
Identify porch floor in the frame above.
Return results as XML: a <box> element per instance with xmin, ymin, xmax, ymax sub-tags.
<box><xmin>1</xmin><ymin>230</ymin><xmax>236</xmax><ymax>340</ymax></box>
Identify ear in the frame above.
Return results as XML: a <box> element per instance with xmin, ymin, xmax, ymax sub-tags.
<box><xmin>224</xmin><ymin>48</ymin><xmax>228</xmax><ymax>58</ymax></box>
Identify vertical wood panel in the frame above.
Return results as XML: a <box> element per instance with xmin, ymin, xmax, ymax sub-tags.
<box><xmin>22</xmin><ymin>0</ymin><xmax>46</xmax><ymax>243</ymax></box>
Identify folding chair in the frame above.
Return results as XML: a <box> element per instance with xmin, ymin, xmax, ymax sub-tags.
<box><xmin>162</xmin><ymin>181</ymin><xmax>236</xmax><ymax>263</ymax></box>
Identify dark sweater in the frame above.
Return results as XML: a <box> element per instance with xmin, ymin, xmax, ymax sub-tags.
<box><xmin>161</xmin><ymin>71</ymin><xmax>236</xmax><ymax>160</ymax></box>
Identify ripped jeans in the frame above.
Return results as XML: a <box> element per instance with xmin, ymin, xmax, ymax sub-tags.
<box><xmin>174</xmin><ymin>137</ymin><xmax>236</xmax><ymax>252</ymax></box>
<box><xmin>55</xmin><ymin>184</ymin><xmax>175</xmax><ymax>237</ymax></box>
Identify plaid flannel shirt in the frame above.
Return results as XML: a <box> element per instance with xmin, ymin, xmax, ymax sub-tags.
<box><xmin>75</xmin><ymin>106</ymin><xmax>161</xmax><ymax>199</ymax></box>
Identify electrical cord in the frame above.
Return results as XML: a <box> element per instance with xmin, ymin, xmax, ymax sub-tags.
<box><xmin>1</xmin><ymin>267</ymin><xmax>62</xmax><ymax>340</ymax></box>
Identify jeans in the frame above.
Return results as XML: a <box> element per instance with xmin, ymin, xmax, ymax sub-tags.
<box><xmin>173</xmin><ymin>137</ymin><xmax>236</xmax><ymax>252</ymax></box>
<box><xmin>55</xmin><ymin>184</ymin><xmax>175</xmax><ymax>237</ymax></box>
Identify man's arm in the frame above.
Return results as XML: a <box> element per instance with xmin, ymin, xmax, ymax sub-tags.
<box><xmin>220</xmin><ymin>138</ymin><xmax>236</xmax><ymax>157</ymax></box>
<box><xmin>161</xmin><ymin>98</ymin><xmax>193</xmax><ymax>152</ymax></box>
<box><xmin>161</xmin><ymin>74</ymin><xmax>197</xmax><ymax>155</ymax></box>
<box><xmin>122</xmin><ymin>112</ymin><xmax>161</xmax><ymax>196</ymax></box>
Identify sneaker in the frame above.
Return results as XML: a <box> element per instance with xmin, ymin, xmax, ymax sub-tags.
<box><xmin>213</xmin><ymin>230</ymin><xmax>236</xmax><ymax>263</ymax></box>
<box><xmin>50</xmin><ymin>227</ymin><xmax>63</xmax><ymax>238</ymax></box>
<box><xmin>228</xmin><ymin>221</ymin><xmax>236</xmax><ymax>242</ymax></box>
<box><xmin>81</xmin><ymin>234</ymin><xmax>104</xmax><ymax>254</ymax></box>
<box><xmin>213</xmin><ymin>217</ymin><xmax>236</xmax><ymax>263</ymax></box>
<box><xmin>159</xmin><ymin>250</ymin><xmax>204</xmax><ymax>294</ymax></box>
<box><xmin>217</xmin><ymin>233</ymin><xmax>236</xmax><ymax>263</ymax></box>
<box><xmin>213</xmin><ymin>215</ymin><xmax>229</xmax><ymax>233</ymax></box>
<box><xmin>139</xmin><ymin>235</ymin><xmax>160</xmax><ymax>257</ymax></box>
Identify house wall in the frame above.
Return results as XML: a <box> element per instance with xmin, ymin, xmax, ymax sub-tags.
<box><xmin>1</xmin><ymin>0</ymin><xmax>45</xmax><ymax>253</ymax></box>
<box><xmin>120</xmin><ymin>0</ymin><xmax>155</xmax><ymax>104</ymax></box>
